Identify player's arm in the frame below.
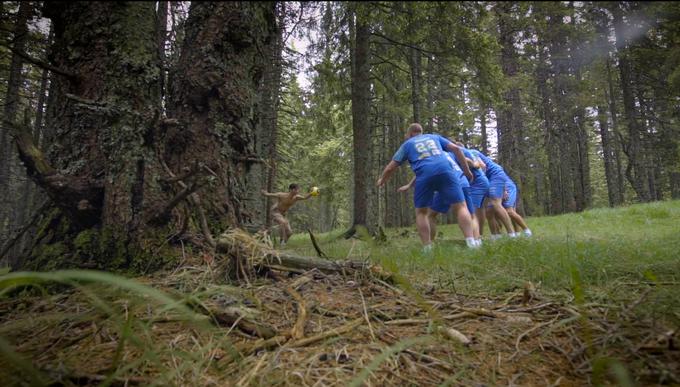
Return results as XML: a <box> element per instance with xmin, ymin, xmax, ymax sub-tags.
<box><xmin>397</xmin><ymin>176</ymin><xmax>416</xmax><ymax>192</ymax></box>
<box><xmin>378</xmin><ymin>143</ymin><xmax>407</xmax><ymax>187</ymax></box>
<box><xmin>295</xmin><ymin>192</ymin><xmax>313</xmax><ymax>200</ymax></box>
<box><xmin>468</xmin><ymin>157</ymin><xmax>484</xmax><ymax>170</ymax></box>
<box><xmin>377</xmin><ymin>160</ymin><xmax>400</xmax><ymax>187</ymax></box>
<box><xmin>445</xmin><ymin>143</ymin><xmax>474</xmax><ymax>182</ymax></box>
<box><xmin>261</xmin><ymin>190</ymin><xmax>282</xmax><ymax>198</ymax></box>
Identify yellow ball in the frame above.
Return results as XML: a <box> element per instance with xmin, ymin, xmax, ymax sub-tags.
<box><xmin>310</xmin><ymin>187</ymin><xmax>320</xmax><ymax>196</ymax></box>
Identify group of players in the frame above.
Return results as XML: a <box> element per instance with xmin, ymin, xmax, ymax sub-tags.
<box><xmin>376</xmin><ymin>123</ymin><xmax>532</xmax><ymax>251</ymax></box>
<box><xmin>262</xmin><ymin>122</ymin><xmax>531</xmax><ymax>250</ymax></box>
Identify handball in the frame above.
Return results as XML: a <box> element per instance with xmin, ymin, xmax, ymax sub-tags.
<box><xmin>310</xmin><ymin>186</ymin><xmax>320</xmax><ymax>196</ymax></box>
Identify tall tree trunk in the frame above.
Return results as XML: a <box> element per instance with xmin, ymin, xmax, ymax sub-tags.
<box><xmin>14</xmin><ymin>2</ymin><xmax>274</xmax><ymax>270</ymax></box>
<box><xmin>348</xmin><ymin>6</ymin><xmax>373</xmax><ymax>233</ymax></box>
<box><xmin>425</xmin><ymin>55</ymin><xmax>434</xmax><ymax>131</ymax></box>
<box><xmin>496</xmin><ymin>2</ymin><xmax>530</xmax><ymax>214</ymax></box>
<box><xmin>605</xmin><ymin>58</ymin><xmax>626</xmax><ymax>204</ymax></box>
<box><xmin>479</xmin><ymin>105</ymin><xmax>488</xmax><ymax>154</ymax></box>
<box><xmin>534</xmin><ymin>9</ymin><xmax>562</xmax><ymax>214</ymax></box>
<box><xmin>611</xmin><ymin>4</ymin><xmax>651</xmax><ymax>202</ymax></box>
<box><xmin>495</xmin><ymin>2</ymin><xmax>519</xmax><ymax>173</ymax></box>
<box><xmin>597</xmin><ymin>104</ymin><xmax>620</xmax><ymax>207</ymax></box>
<box><xmin>547</xmin><ymin>5</ymin><xmax>576</xmax><ymax>212</ymax></box>
<box><xmin>0</xmin><ymin>1</ymin><xmax>32</xmax><ymax>244</ymax></box>
<box><xmin>409</xmin><ymin>47</ymin><xmax>421</xmax><ymax>124</ymax></box>
<box><xmin>256</xmin><ymin>3</ymin><xmax>285</xmax><ymax>229</ymax></box>
<box><xmin>157</xmin><ymin>1</ymin><xmax>169</xmax><ymax>107</ymax></box>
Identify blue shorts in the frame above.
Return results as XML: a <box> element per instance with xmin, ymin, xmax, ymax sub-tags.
<box><xmin>468</xmin><ymin>175</ymin><xmax>489</xmax><ymax>210</ymax></box>
<box><xmin>487</xmin><ymin>173</ymin><xmax>507</xmax><ymax>199</ymax></box>
<box><xmin>415</xmin><ymin>171</ymin><xmax>464</xmax><ymax>212</ymax></box>
<box><xmin>462</xmin><ymin>187</ymin><xmax>475</xmax><ymax>215</ymax></box>
<box><xmin>503</xmin><ymin>180</ymin><xmax>518</xmax><ymax>208</ymax></box>
<box><xmin>431</xmin><ymin>187</ymin><xmax>472</xmax><ymax>214</ymax></box>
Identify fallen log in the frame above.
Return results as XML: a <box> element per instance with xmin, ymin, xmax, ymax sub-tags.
<box><xmin>215</xmin><ymin>232</ymin><xmax>393</xmax><ymax>282</ymax></box>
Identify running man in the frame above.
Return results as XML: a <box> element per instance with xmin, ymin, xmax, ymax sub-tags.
<box><xmin>261</xmin><ymin>184</ymin><xmax>314</xmax><ymax>246</ymax></box>
<box><xmin>376</xmin><ymin>123</ymin><xmax>476</xmax><ymax>251</ymax></box>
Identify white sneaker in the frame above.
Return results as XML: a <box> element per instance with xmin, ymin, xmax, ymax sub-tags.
<box><xmin>422</xmin><ymin>243</ymin><xmax>434</xmax><ymax>255</ymax></box>
<box><xmin>465</xmin><ymin>238</ymin><xmax>480</xmax><ymax>248</ymax></box>
<box><xmin>523</xmin><ymin>229</ymin><xmax>533</xmax><ymax>237</ymax></box>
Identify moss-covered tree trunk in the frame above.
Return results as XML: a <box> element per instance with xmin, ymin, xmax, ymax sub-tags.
<box><xmin>166</xmin><ymin>2</ymin><xmax>275</xmax><ymax>228</ymax></box>
<box><xmin>16</xmin><ymin>2</ymin><xmax>275</xmax><ymax>271</ymax></box>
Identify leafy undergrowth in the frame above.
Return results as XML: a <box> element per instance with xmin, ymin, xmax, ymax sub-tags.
<box><xmin>1</xmin><ymin>201</ymin><xmax>679</xmax><ymax>386</ymax></box>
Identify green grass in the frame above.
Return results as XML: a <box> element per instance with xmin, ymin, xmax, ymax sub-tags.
<box><xmin>285</xmin><ymin>200</ymin><xmax>680</xmax><ymax>322</ymax></box>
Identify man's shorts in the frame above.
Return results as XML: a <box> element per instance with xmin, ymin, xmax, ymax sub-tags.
<box><xmin>502</xmin><ymin>179</ymin><xmax>518</xmax><ymax>208</ymax></box>
<box><xmin>431</xmin><ymin>187</ymin><xmax>472</xmax><ymax>214</ymax></box>
<box><xmin>461</xmin><ymin>187</ymin><xmax>475</xmax><ymax>215</ymax></box>
<box><xmin>487</xmin><ymin>172</ymin><xmax>507</xmax><ymax>199</ymax></box>
<box><xmin>414</xmin><ymin>171</ymin><xmax>464</xmax><ymax>212</ymax></box>
<box><xmin>467</xmin><ymin>174</ymin><xmax>489</xmax><ymax>210</ymax></box>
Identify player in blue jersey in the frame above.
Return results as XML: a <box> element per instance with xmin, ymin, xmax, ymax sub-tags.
<box><xmin>468</xmin><ymin>149</ymin><xmax>517</xmax><ymax>238</ymax></box>
<box><xmin>376</xmin><ymin>123</ymin><xmax>476</xmax><ymax>251</ymax></box>
<box><xmin>502</xmin><ymin>177</ymin><xmax>532</xmax><ymax>237</ymax></box>
<box><xmin>397</xmin><ymin>149</ymin><xmax>477</xmax><ymax>247</ymax></box>
<box><xmin>455</xmin><ymin>142</ymin><xmax>491</xmax><ymax>246</ymax></box>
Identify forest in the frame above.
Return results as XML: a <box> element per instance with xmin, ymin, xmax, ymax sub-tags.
<box><xmin>0</xmin><ymin>1</ymin><xmax>679</xmax><ymax>386</ymax></box>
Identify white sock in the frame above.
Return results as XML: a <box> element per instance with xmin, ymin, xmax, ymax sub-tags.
<box><xmin>508</xmin><ymin>232</ymin><xmax>518</xmax><ymax>238</ymax></box>
<box><xmin>422</xmin><ymin>243</ymin><xmax>434</xmax><ymax>254</ymax></box>
<box><xmin>523</xmin><ymin>229</ymin><xmax>533</xmax><ymax>237</ymax></box>
<box><xmin>475</xmin><ymin>239</ymin><xmax>483</xmax><ymax>247</ymax></box>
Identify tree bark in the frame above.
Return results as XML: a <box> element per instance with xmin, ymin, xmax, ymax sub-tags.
<box><xmin>479</xmin><ymin>106</ymin><xmax>488</xmax><ymax>155</ymax></box>
<box><xmin>157</xmin><ymin>1</ymin><xmax>169</xmax><ymax>106</ymax></box>
<box><xmin>534</xmin><ymin>6</ymin><xmax>562</xmax><ymax>214</ymax></box>
<box><xmin>409</xmin><ymin>47</ymin><xmax>421</xmax><ymax>123</ymax></box>
<box><xmin>16</xmin><ymin>2</ymin><xmax>275</xmax><ymax>270</ymax></box>
<box><xmin>254</xmin><ymin>2</ymin><xmax>285</xmax><ymax>229</ymax></box>
<box><xmin>349</xmin><ymin>5</ymin><xmax>373</xmax><ymax>233</ymax></box>
<box><xmin>605</xmin><ymin>58</ymin><xmax>626</xmax><ymax>204</ymax></box>
<box><xmin>611</xmin><ymin>4</ymin><xmax>651</xmax><ymax>202</ymax></box>
<box><xmin>597</xmin><ymin>104</ymin><xmax>619</xmax><ymax>207</ymax></box>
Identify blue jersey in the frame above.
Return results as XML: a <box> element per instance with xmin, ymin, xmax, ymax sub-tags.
<box><xmin>459</xmin><ymin>147</ymin><xmax>487</xmax><ymax>182</ymax></box>
<box><xmin>392</xmin><ymin>134</ymin><xmax>453</xmax><ymax>177</ymax></box>
<box><xmin>445</xmin><ymin>152</ymin><xmax>469</xmax><ymax>188</ymax></box>
<box><xmin>470</xmin><ymin>149</ymin><xmax>504</xmax><ymax>178</ymax></box>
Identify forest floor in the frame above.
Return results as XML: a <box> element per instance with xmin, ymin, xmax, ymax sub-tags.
<box><xmin>1</xmin><ymin>201</ymin><xmax>679</xmax><ymax>386</ymax></box>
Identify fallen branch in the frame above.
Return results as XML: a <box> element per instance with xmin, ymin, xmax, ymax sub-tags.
<box><xmin>288</xmin><ymin>317</ymin><xmax>364</xmax><ymax>348</ymax></box>
<box><xmin>307</xmin><ymin>228</ymin><xmax>328</xmax><ymax>258</ymax></box>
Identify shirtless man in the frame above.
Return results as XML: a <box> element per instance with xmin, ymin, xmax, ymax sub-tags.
<box><xmin>261</xmin><ymin>184</ymin><xmax>313</xmax><ymax>246</ymax></box>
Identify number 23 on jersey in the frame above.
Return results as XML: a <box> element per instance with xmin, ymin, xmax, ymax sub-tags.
<box><xmin>414</xmin><ymin>139</ymin><xmax>442</xmax><ymax>159</ymax></box>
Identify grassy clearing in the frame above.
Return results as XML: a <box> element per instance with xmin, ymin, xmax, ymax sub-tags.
<box><xmin>285</xmin><ymin>200</ymin><xmax>680</xmax><ymax>322</ymax></box>
<box><xmin>1</xmin><ymin>200</ymin><xmax>678</xmax><ymax>386</ymax></box>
